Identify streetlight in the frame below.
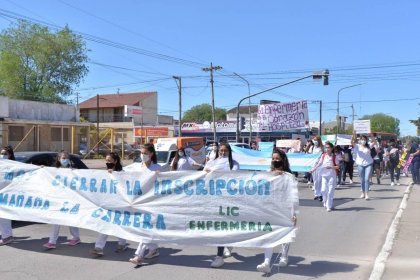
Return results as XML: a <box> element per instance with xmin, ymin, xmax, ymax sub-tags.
<box><xmin>235</xmin><ymin>70</ymin><xmax>329</xmax><ymax>142</ymax></box>
<box><xmin>337</xmin><ymin>84</ymin><xmax>362</xmax><ymax>137</ymax></box>
<box><xmin>233</xmin><ymin>72</ymin><xmax>252</xmax><ymax>142</ymax></box>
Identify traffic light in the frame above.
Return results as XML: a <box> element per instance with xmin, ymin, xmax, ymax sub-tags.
<box><xmin>240</xmin><ymin>117</ymin><xmax>246</xmax><ymax>130</ymax></box>
<box><xmin>323</xmin><ymin>69</ymin><xmax>329</xmax><ymax>86</ymax></box>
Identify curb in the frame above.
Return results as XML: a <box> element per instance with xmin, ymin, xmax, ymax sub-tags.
<box><xmin>369</xmin><ymin>183</ymin><xmax>413</xmax><ymax>280</ymax></box>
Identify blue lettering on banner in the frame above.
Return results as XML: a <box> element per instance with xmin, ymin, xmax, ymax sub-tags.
<box><xmin>50</xmin><ymin>176</ymin><xmax>119</xmax><ymax>195</ymax></box>
<box><xmin>153</xmin><ymin>178</ymin><xmax>271</xmax><ymax>196</ymax></box>
<box><xmin>0</xmin><ymin>193</ymin><xmax>49</xmax><ymax>210</ymax></box>
<box><xmin>126</xmin><ymin>180</ymin><xmax>142</xmax><ymax>196</ymax></box>
<box><xmin>90</xmin><ymin>208</ymin><xmax>165</xmax><ymax>231</ymax></box>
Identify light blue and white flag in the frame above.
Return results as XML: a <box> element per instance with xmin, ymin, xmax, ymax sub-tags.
<box><xmin>231</xmin><ymin>145</ymin><xmax>321</xmax><ymax>172</ymax></box>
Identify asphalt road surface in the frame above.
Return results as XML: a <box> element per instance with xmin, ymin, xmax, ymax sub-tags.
<box><xmin>0</xmin><ymin>165</ymin><xmax>410</xmax><ymax>280</ymax></box>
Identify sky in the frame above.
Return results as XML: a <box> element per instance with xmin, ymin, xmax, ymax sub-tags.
<box><xmin>0</xmin><ymin>0</ymin><xmax>419</xmax><ymax>136</ymax></box>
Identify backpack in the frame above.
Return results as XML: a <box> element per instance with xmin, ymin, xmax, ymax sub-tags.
<box><xmin>370</xmin><ymin>147</ymin><xmax>377</xmax><ymax>158</ymax></box>
<box><xmin>321</xmin><ymin>153</ymin><xmax>339</xmax><ymax>175</ymax></box>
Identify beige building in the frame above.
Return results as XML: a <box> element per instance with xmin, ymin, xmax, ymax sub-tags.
<box><xmin>79</xmin><ymin>91</ymin><xmax>174</xmax><ymax>145</ymax></box>
<box><xmin>0</xmin><ymin>96</ymin><xmax>89</xmax><ymax>153</ymax></box>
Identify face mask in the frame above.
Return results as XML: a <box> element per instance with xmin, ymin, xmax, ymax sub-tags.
<box><xmin>313</xmin><ymin>140</ymin><xmax>318</xmax><ymax>146</ymax></box>
<box><xmin>178</xmin><ymin>151</ymin><xmax>184</xmax><ymax>157</ymax></box>
<box><xmin>359</xmin><ymin>140</ymin><xmax>366</xmax><ymax>145</ymax></box>
<box><xmin>106</xmin><ymin>162</ymin><xmax>115</xmax><ymax>169</ymax></box>
<box><xmin>141</xmin><ymin>154</ymin><xmax>150</xmax><ymax>163</ymax></box>
<box><xmin>272</xmin><ymin>160</ymin><xmax>282</xmax><ymax>169</ymax></box>
<box><xmin>60</xmin><ymin>159</ymin><xmax>70</xmax><ymax>167</ymax></box>
<box><xmin>213</xmin><ymin>146</ymin><xmax>218</xmax><ymax>151</ymax></box>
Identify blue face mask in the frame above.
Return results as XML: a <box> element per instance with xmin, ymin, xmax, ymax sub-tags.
<box><xmin>313</xmin><ymin>140</ymin><xmax>318</xmax><ymax>146</ymax></box>
<box><xmin>60</xmin><ymin>159</ymin><xmax>70</xmax><ymax>167</ymax></box>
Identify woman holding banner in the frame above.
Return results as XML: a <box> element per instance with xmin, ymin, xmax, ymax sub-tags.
<box><xmin>257</xmin><ymin>149</ymin><xmax>297</xmax><ymax>274</ymax></box>
<box><xmin>352</xmin><ymin>135</ymin><xmax>374</xmax><ymax>200</ymax></box>
<box><xmin>204</xmin><ymin>143</ymin><xmax>240</xmax><ymax>268</ymax></box>
<box><xmin>171</xmin><ymin>147</ymin><xmax>204</xmax><ymax>171</ymax></box>
<box><xmin>0</xmin><ymin>145</ymin><xmax>15</xmax><ymax>246</ymax></box>
<box><xmin>90</xmin><ymin>152</ymin><xmax>128</xmax><ymax>256</ymax></box>
<box><xmin>43</xmin><ymin>151</ymin><xmax>81</xmax><ymax>250</ymax></box>
<box><xmin>129</xmin><ymin>144</ymin><xmax>162</xmax><ymax>266</ymax></box>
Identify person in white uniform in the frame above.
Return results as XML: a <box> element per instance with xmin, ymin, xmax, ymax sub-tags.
<box><xmin>256</xmin><ymin>148</ymin><xmax>297</xmax><ymax>274</ymax></box>
<box><xmin>204</xmin><ymin>143</ymin><xmax>240</xmax><ymax>268</ymax></box>
<box><xmin>311</xmin><ymin>136</ymin><xmax>324</xmax><ymax>201</ymax></box>
<box><xmin>310</xmin><ymin>142</ymin><xmax>339</xmax><ymax>212</ymax></box>
<box><xmin>90</xmin><ymin>152</ymin><xmax>127</xmax><ymax>256</ymax></box>
<box><xmin>171</xmin><ymin>147</ymin><xmax>204</xmax><ymax>171</ymax></box>
<box><xmin>129</xmin><ymin>143</ymin><xmax>162</xmax><ymax>266</ymax></box>
<box><xmin>43</xmin><ymin>151</ymin><xmax>81</xmax><ymax>249</ymax></box>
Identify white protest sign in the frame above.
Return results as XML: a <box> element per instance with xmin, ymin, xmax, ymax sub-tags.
<box><xmin>0</xmin><ymin>160</ymin><xmax>298</xmax><ymax>248</ymax></box>
<box><xmin>276</xmin><ymin>140</ymin><xmax>302</xmax><ymax>151</ymax></box>
<box><xmin>336</xmin><ymin>134</ymin><xmax>352</xmax><ymax>145</ymax></box>
<box><xmin>258</xmin><ymin>101</ymin><xmax>309</xmax><ymax>132</ymax></box>
<box><xmin>354</xmin><ymin>120</ymin><xmax>371</xmax><ymax>134</ymax></box>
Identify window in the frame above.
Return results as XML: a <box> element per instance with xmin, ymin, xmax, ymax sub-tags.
<box><xmin>9</xmin><ymin>126</ymin><xmax>24</xmax><ymax>141</ymax></box>
<box><xmin>51</xmin><ymin>127</ymin><xmax>69</xmax><ymax>141</ymax></box>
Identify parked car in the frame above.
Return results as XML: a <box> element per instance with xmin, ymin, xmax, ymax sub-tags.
<box><xmin>14</xmin><ymin>152</ymin><xmax>88</xmax><ymax>169</ymax></box>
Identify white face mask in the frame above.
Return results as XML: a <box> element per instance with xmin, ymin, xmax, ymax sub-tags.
<box><xmin>60</xmin><ymin>159</ymin><xmax>70</xmax><ymax>167</ymax></box>
<box><xmin>141</xmin><ymin>154</ymin><xmax>150</xmax><ymax>163</ymax></box>
<box><xmin>313</xmin><ymin>140</ymin><xmax>318</xmax><ymax>146</ymax></box>
<box><xmin>359</xmin><ymin>140</ymin><xmax>366</xmax><ymax>145</ymax></box>
<box><xmin>178</xmin><ymin>151</ymin><xmax>184</xmax><ymax>157</ymax></box>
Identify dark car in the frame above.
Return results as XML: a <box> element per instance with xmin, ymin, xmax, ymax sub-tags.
<box><xmin>14</xmin><ymin>151</ymin><xmax>88</xmax><ymax>169</ymax></box>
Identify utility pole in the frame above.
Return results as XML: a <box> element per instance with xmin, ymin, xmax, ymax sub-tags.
<box><xmin>202</xmin><ymin>63</ymin><xmax>222</xmax><ymax>142</ymax></box>
<box><xmin>96</xmin><ymin>94</ymin><xmax>99</xmax><ymax>152</ymax></box>
<box><xmin>319</xmin><ymin>100</ymin><xmax>323</xmax><ymax>137</ymax></box>
<box><xmin>173</xmin><ymin>76</ymin><xmax>182</xmax><ymax>137</ymax></box>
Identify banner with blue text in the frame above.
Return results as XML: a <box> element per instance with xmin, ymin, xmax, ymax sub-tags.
<box><xmin>0</xmin><ymin>160</ymin><xmax>298</xmax><ymax>248</ymax></box>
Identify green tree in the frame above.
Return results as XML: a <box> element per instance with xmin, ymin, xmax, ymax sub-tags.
<box><xmin>182</xmin><ymin>104</ymin><xmax>226</xmax><ymax>122</ymax></box>
<box><xmin>0</xmin><ymin>21</ymin><xmax>88</xmax><ymax>103</ymax></box>
<box><xmin>409</xmin><ymin>103</ymin><xmax>419</xmax><ymax>136</ymax></box>
<box><xmin>359</xmin><ymin>113</ymin><xmax>400</xmax><ymax>136</ymax></box>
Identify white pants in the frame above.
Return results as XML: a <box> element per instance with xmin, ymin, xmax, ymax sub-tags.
<box><xmin>263</xmin><ymin>243</ymin><xmax>290</xmax><ymax>264</ymax></box>
<box><xmin>48</xmin><ymin>224</ymin><xmax>80</xmax><ymax>244</ymax></box>
<box><xmin>95</xmin><ymin>233</ymin><xmax>126</xmax><ymax>249</ymax></box>
<box><xmin>135</xmin><ymin>242</ymin><xmax>158</xmax><ymax>257</ymax></box>
<box><xmin>0</xmin><ymin>218</ymin><xmax>12</xmax><ymax>239</ymax></box>
<box><xmin>321</xmin><ymin>175</ymin><xmax>336</xmax><ymax>209</ymax></box>
<box><xmin>313</xmin><ymin>170</ymin><xmax>322</xmax><ymax>197</ymax></box>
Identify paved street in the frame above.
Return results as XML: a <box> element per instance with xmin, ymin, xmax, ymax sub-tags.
<box><xmin>0</xmin><ymin>163</ymin><xmax>417</xmax><ymax>280</ymax></box>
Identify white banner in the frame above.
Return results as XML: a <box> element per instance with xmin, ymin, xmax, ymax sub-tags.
<box><xmin>336</xmin><ymin>134</ymin><xmax>352</xmax><ymax>145</ymax></box>
<box><xmin>257</xmin><ymin>101</ymin><xmax>309</xmax><ymax>132</ymax></box>
<box><xmin>276</xmin><ymin>139</ymin><xmax>302</xmax><ymax>151</ymax></box>
<box><xmin>0</xmin><ymin>160</ymin><xmax>298</xmax><ymax>248</ymax></box>
<box><xmin>354</xmin><ymin>120</ymin><xmax>371</xmax><ymax>134</ymax></box>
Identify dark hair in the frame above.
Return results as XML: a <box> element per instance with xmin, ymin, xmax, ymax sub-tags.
<box><xmin>325</xmin><ymin>142</ymin><xmax>334</xmax><ymax>149</ymax></box>
<box><xmin>2</xmin><ymin>145</ymin><xmax>15</xmax><ymax>160</ymax></box>
<box><xmin>142</xmin><ymin>143</ymin><xmax>157</xmax><ymax>164</ymax></box>
<box><xmin>360</xmin><ymin>135</ymin><xmax>369</xmax><ymax>147</ymax></box>
<box><xmin>54</xmin><ymin>151</ymin><xmax>72</xmax><ymax>168</ymax></box>
<box><xmin>107</xmin><ymin>152</ymin><xmax>123</xmax><ymax>171</ymax></box>
<box><xmin>171</xmin><ymin>147</ymin><xmax>186</xmax><ymax>171</ymax></box>
<box><xmin>271</xmin><ymin>148</ymin><xmax>292</xmax><ymax>173</ymax></box>
<box><xmin>219</xmin><ymin>143</ymin><xmax>234</xmax><ymax>170</ymax></box>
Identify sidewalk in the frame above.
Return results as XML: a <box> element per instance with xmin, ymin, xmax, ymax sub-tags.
<box><xmin>382</xmin><ymin>182</ymin><xmax>420</xmax><ymax>280</ymax></box>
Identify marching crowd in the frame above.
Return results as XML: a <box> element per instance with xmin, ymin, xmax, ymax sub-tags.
<box><xmin>0</xmin><ymin>135</ymin><xmax>419</xmax><ymax>275</ymax></box>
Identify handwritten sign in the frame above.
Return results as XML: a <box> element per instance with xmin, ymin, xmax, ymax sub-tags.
<box><xmin>258</xmin><ymin>101</ymin><xmax>309</xmax><ymax>132</ymax></box>
<box><xmin>354</xmin><ymin>120</ymin><xmax>371</xmax><ymax>134</ymax></box>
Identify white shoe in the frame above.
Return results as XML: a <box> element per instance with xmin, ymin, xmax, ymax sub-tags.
<box><xmin>349</xmin><ymin>180</ymin><xmax>353</xmax><ymax>184</ymax></box>
<box><xmin>396</xmin><ymin>180</ymin><xmax>400</xmax><ymax>186</ymax></box>
<box><xmin>365</xmin><ymin>193</ymin><xmax>369</xmax><ymax>200</ymax></box>
<box><xmin>210</xmin><ymin>256</ymin><xmax>224</xmax><ymax>268</ymax></box>
<box><xmin>327</xmin><ymin>208</ymin><xmax>332</xmax><ymax>212</ymax></box>
<box><xmin>307</xmin><ymin>181</ymin><xmax>312</xmax><ymax>185</ymax></box>
<box><xmin>278</xmin><ymin>257</ymin><xmax>288</xmax><ymax>267</ymax></box>
<box><xmin>144</xmin><ymin>249</ymin><xmax>159</xmax><ymax>259</ymax></box>
<box><xmin>256</xmin><ymin>262</ymin><xmax>271</xmax><ymax>274</ymax></box>
<box><xmin>391</xmin><ymin>182</ymin><xmax>395</xmax><ymax>186</ymax></box>
<box><xmin>360</xmin><ymin>193</ymin><xmax>365</xmax><ymax>199</ymax></box>
<box><xmin>223</xmin><ymin>247</ymin><xmax>233</xmax><ymax>258</ymax></box>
